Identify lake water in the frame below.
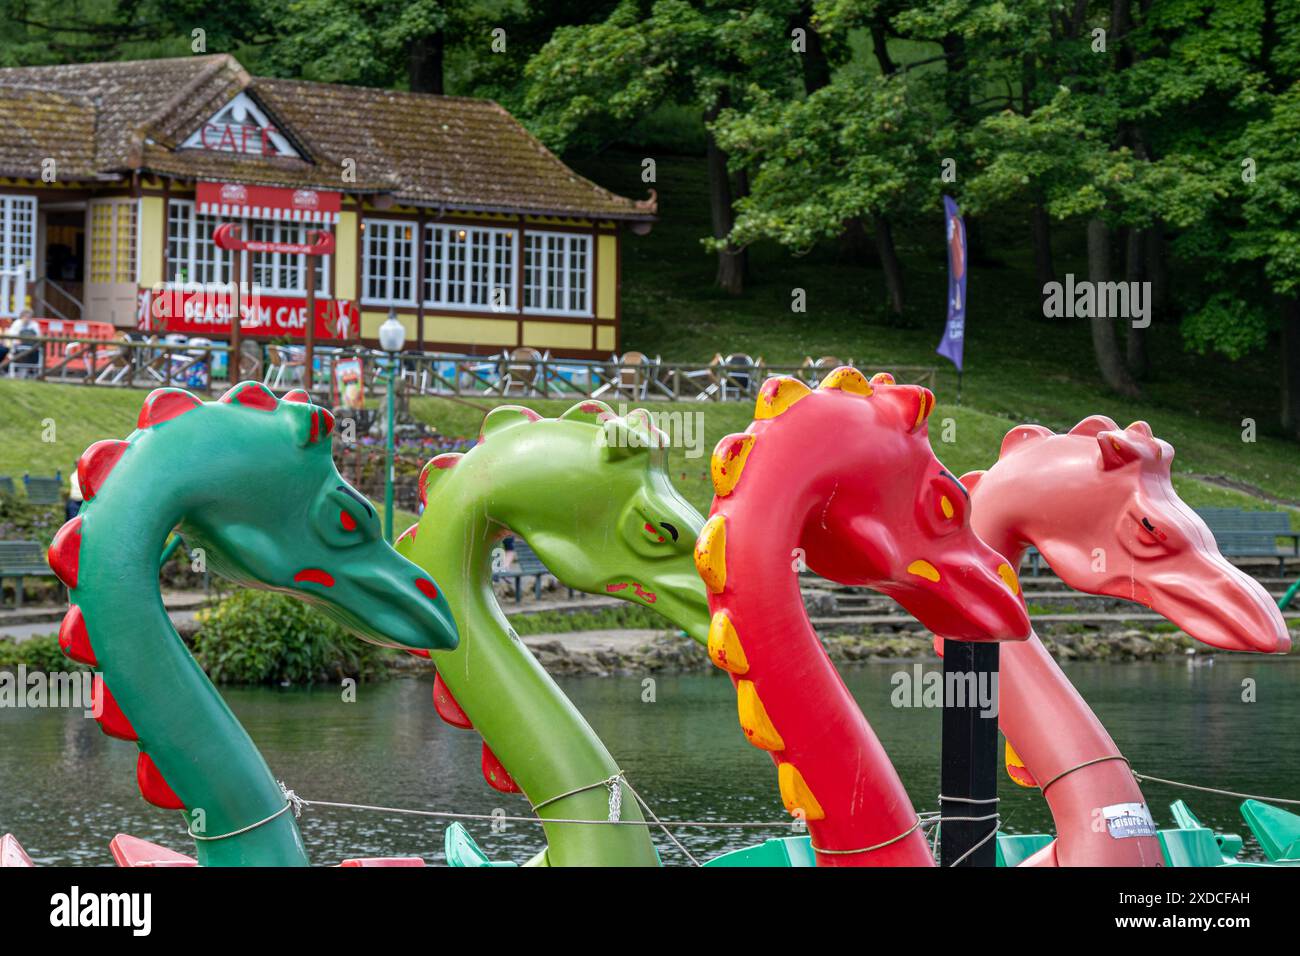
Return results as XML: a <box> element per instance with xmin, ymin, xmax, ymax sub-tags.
<box><xmin>2</xmin><ymin>658</ymin><xmax>1296</xmax><ymax>865</ymax></box>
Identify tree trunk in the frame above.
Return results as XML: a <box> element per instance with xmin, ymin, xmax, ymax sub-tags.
<box><xmin>1087</xmin><ymin>219</ymin><xmax>1140</xmax><ymax>396</ymax></box>
<box><xmin>801</xmin><ymin>8</ymin><xmax>832</xmax><ymax>92</ymax></box>
<box><xmin>874</xmin><ymin>216</ymin><xmax>905</xmax><ymax>315</ymax></box>
<box><xmin>706</xmin><ymin>101</ymin><xmax>745</xmax><ymax>296</ymax></box>
<box><xmin>1145</xmin><ymin>224</ymin><xmax>1167</xmax><ymax>321</ymax></box>
<box><xmin>1031</xmin><ymin>204</ymin><xmax>1054</xmax><ymax>290</ymax></box>
<box><xmin>870</xmin><ymin>24</ymin><xmax>897</xmax><ymax>76</ymax></box>
<box><xmin>1125</xmin><ymin>227</ymin><xmax>1148</xmax><ymax>379</ymax></box>
<box><xmin>408</xmin><ymin>32</ymin><xmax>444</xmax><ymax>94</ymax></box>
<box><xmin>1281</xmin><ymin>297</ymin><xmax>1300</xmax><ymax>439</ymax></box>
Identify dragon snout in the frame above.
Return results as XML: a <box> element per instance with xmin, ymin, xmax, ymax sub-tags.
<box><xmin>1146</xmin><ymin>568</ymin><xmax>1290</xmax><ymax>654</ymax></box>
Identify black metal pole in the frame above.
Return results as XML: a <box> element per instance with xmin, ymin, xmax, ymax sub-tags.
<box><xmin>939</xmin><ymin>639</ymin><xmax>1000</xmax><ymax>866</ymax></box>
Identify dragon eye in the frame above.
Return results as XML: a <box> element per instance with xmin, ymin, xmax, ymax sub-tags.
<box><xmin>659</xmin><ymin>521</ymin><xmax>679</xmax><ymax>542</ymax></box>
<box><xmin>1139</xmin><ymin>516</ymin><xmax>1166</xmax><ymax>542</ymax></box>
<box><xmin>340</xmin><ymin>510</ymin><xmax>357</xmax><ymax>532</ymax></box>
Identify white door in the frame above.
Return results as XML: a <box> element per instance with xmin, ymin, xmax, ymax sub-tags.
<box><xmin>85</xmin><ymin>199</ymin><xmax>137</xmax><ymax>326</ymax></box>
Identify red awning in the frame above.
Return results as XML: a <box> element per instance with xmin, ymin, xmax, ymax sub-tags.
<box><xmin>197</xmin><ymin>182</ymin><xmax>342</xmax><ymax>224</ymax></box>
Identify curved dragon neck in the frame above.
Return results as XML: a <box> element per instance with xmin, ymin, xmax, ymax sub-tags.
<box><xmin>975</xmin><ymin>514</ymin><xmax>1162</xmax><ymax>865</ymax></box>
<box><xmin>702</xmin><ymin>499</ymin><xmax>934</xmax><ymax>867</ymax></box>
<box><xmin>72</xmin><ymin>477</ymin><xmax>307</xmax><ymax>867</ymax></box>
<box><xmin>415</xmin><ymin>502</ymin><xmax>657</xmax><ymax>867</ymax></box>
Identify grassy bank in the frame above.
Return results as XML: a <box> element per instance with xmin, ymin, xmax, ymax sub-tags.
<box><xmin>1</xmin><ymin>378</ymin><xmax>1291</xmax><ymax>525</ymax></box>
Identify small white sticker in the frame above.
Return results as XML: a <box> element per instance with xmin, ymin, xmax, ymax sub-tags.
<box><xmin>1103</xmin><ymin>802</ymin><xmax>1157</xmax><ymax>839</ymax></box>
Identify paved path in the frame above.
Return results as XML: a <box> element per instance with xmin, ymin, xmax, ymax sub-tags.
<box><xmin>521</xmin><ymin>628</ymin><xmax>672</xmax><ymax>652</ymax></box>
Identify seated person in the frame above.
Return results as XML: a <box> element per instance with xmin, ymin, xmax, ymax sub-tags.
<box><xmin>0</xmin><ymin>310</ymin><xmax>41</xmax><ymax>373</ymax></box>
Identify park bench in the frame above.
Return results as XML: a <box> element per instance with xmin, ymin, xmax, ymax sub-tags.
<box><xmin>493</xmin><ymin>539</ymin><xmax>576</xmax><ymax>604</ymax></box>
<box><xmin>0</xmin><ymin>540</ymin><xmax>56</xmax><ymax>608</ymax></box>
<box><xmin>1197</xmin><ymin>509</ymin><xmax>1299</xmax><ymax>573</ymax></box>
<box><xmin>22</xmin><ymin>473</ymin><xmax>63</xmax><ymax>506</ymax></box>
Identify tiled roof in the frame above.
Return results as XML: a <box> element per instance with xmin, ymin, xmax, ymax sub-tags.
<box><xmin>0</xmin><ymin>54</ymin><xmax>654</xmax><ymax>220</ymax></box>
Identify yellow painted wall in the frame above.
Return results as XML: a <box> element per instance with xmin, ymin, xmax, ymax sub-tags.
<box><xmin>335</xmin><ymin>210</ymin><xmax>358</xmax><ymax>300</ymax></box>
<box><xmin>425</xmin><ymin>314</ymin><xmax>517</xmax><ymax>347</ymax></box>
<box><xmin>138</xmin><ymin>196</ymin><xmax>164</xmax><ymax>287</ymax></box>
<box><xmin>596</xmin><ymin>234</ymin><xmax>617</xmax><ymax>320</ymax></box>
<box><xmin>522</xmin><ymin>321</ymin><xmax>592</xmax><ymax>351</ymax></box>
<box><xmin>596</xmin><ymin>325</ymin><xmax>616</xmax><ymax>353</ymax></box>
<box><xmin>360</xmin><ymin>309</ymin><xmax>417</xmax><ymax>341</ymax></box>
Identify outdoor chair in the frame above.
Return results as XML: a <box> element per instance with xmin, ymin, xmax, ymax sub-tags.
<box><xmin>721</xmin><ymin>353</ymin><xmax>761</xmax><ymax>399</ymax></box>
<box><xmin>686</xmin><ymin>352</ymin><xmax>726</xmax><ymax>401</ymax></box>
<box><xmin>93</xmin><ymin>334</ymin><xmax>142</xmax><ymax>385</ymax></box>
<box><xmin>503</xmin><ymin>347</ymin><xmax>545</xmax><ymax>396</ymax></box>
<box><xmin>594</xmin><ymin>351</ymin><xmax>659</xmax><ymax>401</ymax></box>
<box><xmin>266</xmin><ymin>344</ymin><xmax>307</xmax><ymax>389</ymax></box>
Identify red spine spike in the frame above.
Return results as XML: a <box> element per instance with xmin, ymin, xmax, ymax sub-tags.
<box><xmin>481</xmin><ymin>742</ymin><xmax>521</xmax><ymax>793</ymax></box>
<box><xmin>58</xmin><ymin>605</ymin><xmax>96</xmax><ymax>666</ymax></box>
<box><xmin>138</xmin><ymin>388</ymin><xmax>203</xmax><ymax>429</ymax></box>
<box><xmin>47</xmin><ymin>516</ymin><xmax>82</xmax><ymax>589</ymax></box>
<box><xmin>93</xmin><ymin>680</ymin><xmax>138</xmax><ymax>740</ymax></box>
<box><xmin>395</xmin><ymin>523</ymin><xmax>419</xmax><ymax>547</ymax></box>
<box><xmin>433</xmin><ymin>673</ymin><xmax>473</xmax><ymax>729</ymax></box>
<box><xmin>309</xmin><ymin>409</ymin><xmax>320</xmax><ymax>444</ymax></box>
<box><xmin>319</xmin><ymin>408</ymin><xmax>335</xmax><ymax>436</ymax></box>
<box><xmin>77</xmin><ymin>439</ymin><xmax>129</xmax><ymax>501</ymax></box>
<box><xmin>220</xmin><ymin>381</ymin><xmax>278</xmax><ymax>410</ymax></box>
<box><xmin>282</xmin><ymin>388</ymin><xmax>311</xmax><ymax>403</ymax></box>
<box><xmin>136</xmin><ymin>753</ymin><xmax>185</xmax><ymax>810</ymax></box>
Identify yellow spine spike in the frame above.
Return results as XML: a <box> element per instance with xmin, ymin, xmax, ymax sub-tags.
<box><xmin>778</xmin><ymin>763</ymin><xmax>826</xmax><ymax>820</ymax></box>
<box><xmin>754</xmin><ymin>376</ymin><xmax>811</xmax><ymax>420</ymax></box>
<box><xmin>707</xmin><ymin>610</ymin><xmax>748</xmax><ymax>674</ymax></box>
<box><xmin>694</xmin><ymin>514</ymin><xmax>727</xmax><ymax>593</ymax></box>
<box><xmin>1006</xmin><ymin>739</ymin><xmax>1038</xmax><ymax>788</ymax></box>
<box><xmin>997</xmin><ymin>562</ymin><xmax>1020</xmax><ymax>596</ymax></box>
<box><xmin>710</xmin><ymin>433</ymin><xmax>755</xmax><ymax>497</ymax></box>
<box><xmin>817</xmin><ymin>366</ymin><xmax>873</xmax><ymax>395</ymax></box>
<box><xmin>869</xmin><ymin>372</ymin><xmax>895</xmax><ymax>385</ymax></box>
<box><xmin>736</xmin><ymin>679</ymin><xmax>785</xmax><ymax>751</ymax></box>
<box><xmin>913</xmin><ymin>388</ymin><xmax>936</xmax><ymax>429</ymax></box>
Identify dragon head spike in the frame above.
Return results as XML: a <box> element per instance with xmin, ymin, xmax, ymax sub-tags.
<box><xmin>219</xmin><ymin>381</ymin><xmax>279</xmax><ymax>411</ymax></box>
<box><xmin>754</xmin><ymin>376</ymin><xmax>812</xmax><ymax>420</ymax></box>
<box><xmin>817</xmin><ymin>366</ymin><xmax>873</xmax><ymax>395</ymax></box>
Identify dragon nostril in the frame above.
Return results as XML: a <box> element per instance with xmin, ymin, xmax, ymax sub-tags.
<box><xmin>416</xmin><ymin>578</ymin><xmax>439</xmax><ymax>601</ymax></box>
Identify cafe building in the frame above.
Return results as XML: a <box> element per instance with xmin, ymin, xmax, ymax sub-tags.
<box><xmin>0</xmin><ymin>54</ymin><xmax>655</xmax><ymax>357</ymax></box>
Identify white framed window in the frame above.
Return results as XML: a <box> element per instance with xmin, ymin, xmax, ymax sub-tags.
<box><xmin>0</xmin><ymin>195</ymin><xmax>38</xmax><ymax>281</ymax></box>
<box><xmin>523</xmin><ymin>230</ymin><xmax>591</xmax><ymax>316</ymax></box>
<box><xmin>248</xmin><ymin>220</ymin><xmax>329</xmax><ymax>295</ymax></box>
<box><xmin>424</xmin><ymin>224</ymin><xmax>516</xmax><ymax>311</ymax></box>
<box><xmin>362</xmin><ymin>219</ymin><xmax>415</xmax><ymax>305</ymax></box>
<box><xmin>167</xmin><ymin>200</ymin><xmax>331</xmax><ymax>294</ymax></box>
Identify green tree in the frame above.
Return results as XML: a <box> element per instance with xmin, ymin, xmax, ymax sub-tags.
<box><xmin>522</xmin><ymin>0</ymin><xmax>806</xmax><ymax>295</ymax></box>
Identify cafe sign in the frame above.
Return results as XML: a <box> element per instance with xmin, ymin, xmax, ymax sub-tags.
<box><xmin>180</xmin><ymin>91</ymin><xmax>301</xmax><ymax>159</ymax></box>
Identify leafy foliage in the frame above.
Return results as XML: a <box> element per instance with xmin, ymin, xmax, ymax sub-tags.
<box><xmin>192</xmin><ymin>590</ymin><xmax>391</xmax><ymax>685</ymax></box>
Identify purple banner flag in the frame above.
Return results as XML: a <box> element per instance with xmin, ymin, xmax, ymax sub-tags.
<box><xmin>936</xmin><ymin>195</ymin><xmax>967</xmax><ymax>372</ymax></box>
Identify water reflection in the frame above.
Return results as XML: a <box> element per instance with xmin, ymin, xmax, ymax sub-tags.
<box><xmin>1</xmin><ymin>658</ymin><xmax>1295</xmax><ymax>865</ymax></box>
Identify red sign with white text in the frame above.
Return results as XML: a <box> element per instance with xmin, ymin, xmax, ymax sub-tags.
<box><xmin>196</xmin><ymin>182</ymin><xmax>341</xmax><ymax>223</ymax></box>
<box><xmin>148</xmin><ymin>285</ymin><xmax>356</xmax><ymax>341</ymax></box>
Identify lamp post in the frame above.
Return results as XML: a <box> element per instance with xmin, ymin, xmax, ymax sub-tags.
<box><xmin>378</xmin><ymin>309</ymin><xmax>406</xmax><ymax>541</ymax></box>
